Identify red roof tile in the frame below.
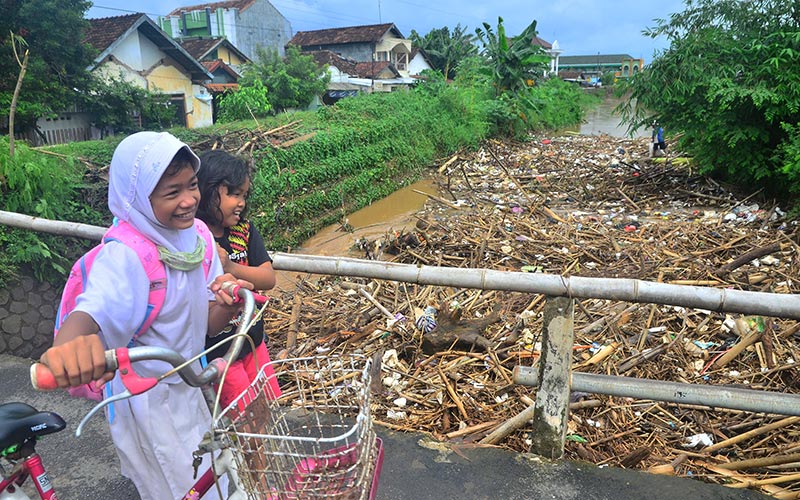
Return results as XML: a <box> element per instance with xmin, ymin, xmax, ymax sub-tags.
<box><xmin>179</xmin><ymin>37</ymin><xmax>221</xmax><ymax>59</ymax></box>
<box><xmin>84</xmin><ymin>14</ymin><xmax>142</xmax><ymax>53</ymax></box>
<box><xmin>206</xmin><ymin>83</ymin><xmax>239</xmax><ymax>92</ymax></box>
<box><xmin>289</xmin><ymin>23</ymin><xmax>401</xmax><ymax>47</ymax></box>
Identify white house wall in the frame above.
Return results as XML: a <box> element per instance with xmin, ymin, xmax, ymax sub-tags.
<box><xmin>408</xmin><ymin>53</ymin><xmax>432</xmax><ymax>76</ymax></box>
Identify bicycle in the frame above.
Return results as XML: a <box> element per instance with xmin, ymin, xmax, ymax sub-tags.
<box><xmin>3</xmin><ymin>287</ymin><xmax>383</xmax><ymax>499</ymax></box>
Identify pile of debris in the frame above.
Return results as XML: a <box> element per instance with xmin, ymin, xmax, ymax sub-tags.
<box><xmin>262</xmin><ymin>133</ymin><xmax>800</xmax><ymax>498</ymax></box>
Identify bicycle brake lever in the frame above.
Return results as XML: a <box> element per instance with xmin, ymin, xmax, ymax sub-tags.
<box><xmin>76</xmin><ymin>388</ymin><xmax>133</xmax><ymax>437</ymax></box>
<box><xmin>75</xmin><ymin>348</ymin><xmax>159</xmax><ymax>437</ymax></box>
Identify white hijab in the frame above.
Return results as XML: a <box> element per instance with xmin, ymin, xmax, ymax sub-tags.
<box><xmin>108</xmin><ymin>131</ymin><xmax>201</xmax><ymax>253</ymax></box>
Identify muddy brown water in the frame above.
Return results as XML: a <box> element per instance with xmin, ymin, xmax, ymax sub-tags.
<box><xmin>274</xmin><ymin>178</ymin><xmax>439</xmax><ymax>290</ymax></box>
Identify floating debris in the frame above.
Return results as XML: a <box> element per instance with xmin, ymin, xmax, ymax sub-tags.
<box><xmin>263</xmin><ymin>133</ymin><xmax>800</xmax><ymax>498</ymax></box>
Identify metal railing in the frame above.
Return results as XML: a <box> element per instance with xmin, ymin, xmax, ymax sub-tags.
<box><xmin>3</xmin><ymin>210</ymin><xmax>800</xmax><ymax>459</ymax></box>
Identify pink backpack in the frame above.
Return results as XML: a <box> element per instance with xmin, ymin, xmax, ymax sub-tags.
<box><xmin>54</xmin><ymin>218</ymin><xmax>215</xmax><ymax>400</ymax></box>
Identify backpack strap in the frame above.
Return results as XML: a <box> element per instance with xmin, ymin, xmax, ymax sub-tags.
<box><xmin>104</xmin><ymin>220</ymin><xmax>167</xmax><ymax>344</ymax></box>
<box><xmin>194</xmin><ymin>218</ymin><xmax>215</xmax><ymax>280</ymax></box>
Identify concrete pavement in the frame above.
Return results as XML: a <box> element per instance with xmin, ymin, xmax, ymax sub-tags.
<box><xmin>1</xmin><ymin>354</ymin><xmax>772</xmax><ymax>500</ymax></box>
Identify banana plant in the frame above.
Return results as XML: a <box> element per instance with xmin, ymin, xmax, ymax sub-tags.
<box><xmin>475</xmin><ymin>18</ymin><xmax>550</xmax><ymax>96</ymax></box>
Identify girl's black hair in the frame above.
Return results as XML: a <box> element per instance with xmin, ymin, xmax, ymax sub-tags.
<box><xmin>196</xmin><ymin>150</ymin><xmax>252</xmax><ymax>226</ymax></box>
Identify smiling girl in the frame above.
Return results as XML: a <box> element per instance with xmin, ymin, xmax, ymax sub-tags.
<box><xmin>196</xmin><ymin>149</ymin><xmax>281</xmax><ymax>407</ymax></box>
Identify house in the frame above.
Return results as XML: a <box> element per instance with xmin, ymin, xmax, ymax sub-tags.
<box><xmin>84</xmin><ymin>13</ymin><xmax>214</xmax><ymax>129</ymax></box>
<box><xmin>558</xmin><ymin>54</ymin><xmax>638</xmax><ymax>76</ymax></box>
<box><xmin>307</xmin><ymin>50</ymin><xmax>408</xmax><ymax>106</ymax></box>
<box><xmin>158</xmin><ymin>0</ymin><xmax>291</xmax><ymax>59</ymax></box>
<box><xmin>289</xmin><ymin>23</ymin><xmax>414</xmax><ymax>79</ymax></box>
<box><xmin>178</xmin><ymin>36</ymin><xmax>251</xmax><ymax>121</ymax></box>
<box><xmin>408</xmin><ymin>47</ymin><xmax>434</xmax><ymax>78</ymax></box>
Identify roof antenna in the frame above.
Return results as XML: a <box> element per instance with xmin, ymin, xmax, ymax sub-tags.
<box><xmin>378</xmin><ymin>0</ymin><xmax>382</xmax><ymax>23</ymax></box>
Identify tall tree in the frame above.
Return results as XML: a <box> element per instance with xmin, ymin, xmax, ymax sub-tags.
<box><xmin>409</xmin><ymin>24</ymin><xmax>477</xmax><ymax>80</ymax></box>
<box><xmin>618</xmin><ymin>0</ymin><xmax>800</xmax><ymax>195</ymax></box>
<box><xmin>242</xmin><ymin>45</ymin><xmax>330</xmax><ymax>113</ymax></box>
<box><xmin>0</xmin><ymin>0</ymin><xmax>95</xmax><ymax>134</ymax></box>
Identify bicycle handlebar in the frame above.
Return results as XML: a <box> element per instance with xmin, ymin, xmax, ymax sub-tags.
<box><xmin>31</xmin><ymin>284</ymin><xmax>261</xmax><ymax>393</ymax></box>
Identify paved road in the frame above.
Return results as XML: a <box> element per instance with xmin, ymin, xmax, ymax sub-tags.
<box><xmin>1</xmin><ymin>354</ymin><xmax>773</xmax><ymax>500</ymax></box>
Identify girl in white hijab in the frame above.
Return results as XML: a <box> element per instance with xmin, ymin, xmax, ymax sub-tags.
<box><xmin>41</xmin><ymin>131</ymin><xmax>251</xmax><ymax>499</ymax></box>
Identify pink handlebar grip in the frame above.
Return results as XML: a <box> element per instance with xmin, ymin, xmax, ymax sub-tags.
<box><xmin>220</xmin><ymin>281</ymin><xmax>268</xmax><ymax>304</ymax></box>
<box><xmin>31</xmin><ymin>363</ymin><xmax>59</xmax><ymax>391</ymax></box>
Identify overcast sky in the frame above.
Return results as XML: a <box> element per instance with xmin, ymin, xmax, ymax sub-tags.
<box><xmin>87</xmin><ymin>0</ymin><xmax>688</xmax><ymax>63</ymax></box>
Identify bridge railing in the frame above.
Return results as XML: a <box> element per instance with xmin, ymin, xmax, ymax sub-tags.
<box><xmin>2</xmin><ymin>210</ymin><xmax>799</xmax><ymax>459</ymax></box>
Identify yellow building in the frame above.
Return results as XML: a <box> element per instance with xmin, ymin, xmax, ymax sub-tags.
<box><xmin>85</xmin><ymin>13</ymin><xmax>213</xmax><ymax>129</ymax></box>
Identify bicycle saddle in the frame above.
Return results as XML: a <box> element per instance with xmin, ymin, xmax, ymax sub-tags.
<box><xmin>0</xmin><ymin>402</ymin><xmax>66</xmax><ymax>450</ymax></box>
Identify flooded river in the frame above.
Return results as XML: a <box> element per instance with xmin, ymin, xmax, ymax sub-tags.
<box><xmin>570</xmin><ymin>95</ymin><xmax>648</xmax><ymax>138</ymax></box>
<box><xmin>284</xmin><ymin>96</ymin><xmax>638</xmax><ymax>276</ymax></box>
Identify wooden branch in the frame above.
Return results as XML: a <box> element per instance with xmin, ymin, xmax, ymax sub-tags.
<box><xmin>286</xmin><ymin>294</ymin><xmax>302</xmax><ymax>351</ymax></box>
<box><xmin>716</xmin><ymin>242</ymin><xmax>783</xmax><ymax>276</ymax></box>
<box><xmin>716</xmin><ymin>452</ymin><xmax>800</xmax><ymax>471</ymax></box>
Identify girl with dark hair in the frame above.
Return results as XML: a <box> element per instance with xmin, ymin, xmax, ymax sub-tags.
<box><xmin>196</xmin><ymin>149</ymin><xmax>281</xmax><ymax>406</ymax></box>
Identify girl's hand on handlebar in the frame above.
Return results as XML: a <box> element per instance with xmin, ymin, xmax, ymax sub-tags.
<box><xmin>211</xmin><ymin>274</ymin><xmax>254</xmax><ymax>306</ymax></box>
<box><xmin>39</xmin><ymin>335</ymin><xmax>113</xmax><ymax>389</ymax></box>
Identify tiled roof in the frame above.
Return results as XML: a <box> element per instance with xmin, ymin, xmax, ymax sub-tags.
<box><xmin>354</xmin><ymin>60</ymin><xmax>397</xmax><ymax>79</ymax></box>
<box><xmin>84</xmin><ymin>13</ymin><xmax>142</xmax><ymax>53</ymax></box>
<box><xmin>308</xmin><ymin>50</ymin><xmax>399</xmax><ymax>79</ymax></box>
<box><xmin>560</xmin><ymin>54</ymin><xmax>635</xmax><ymax>66</ymax></box>
<box><xmin>289</xmin><ymin>23</ymin><xmax>401</xmax><ymax>47</ymax></box>
<box><xmin>180</xmin><ymin>37</ymin><xmax>251</xmax><ymax>63</ymax></box>
<box><xmin>202</xmin><ymin>59</ymin><xmax>241</xmax><ymax>78</ymax></box>
<box><xmin>167</xmin><ymin>0</ymin><xmax>255</xmax><ymax>16</ymax></box>
<box><xmin>179</xmin><ymin>37</ymin><xmax>221</xmax><ymax>59</ymax></box>
<box><xmin>530</xmin><ymin>35</ymin><xmax>552</xmax><ymax>50</ymax></box>
<box><xmin>206</xmin><ymin>83</ymin><xmax>239</xmax><ymax>92</ymax></box>
<box><xmin>309</xmin><ymin>50</ymin><xmax>359</xmax><ymax>75</ymax></box>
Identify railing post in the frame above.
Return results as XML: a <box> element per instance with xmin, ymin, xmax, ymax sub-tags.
<box><xmin>530</xmin><ymin>296</ymin><xmax>574</xmax><ymax>459</ymax></box>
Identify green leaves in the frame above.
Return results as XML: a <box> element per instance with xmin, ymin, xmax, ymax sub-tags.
<box><xmin>0</xmin><ymin>0</ymin><xmax>95</xmax><ymax>129</ymax></box>
<box><xmin>240</xmin><ymin>45</ymin><xmax>330</xmax><ymax>114</ymax></box>
<box><xmin>620</xmin><ymin>0</ymin><xmax>800</xmax><ymax>198</ymax></box>
<box><xmin>475</xmin><ymin>17</ymin><xmax>549</xmax><ymax>96</ymax></box>
<box><xmin>217</xmin><ymin>79</ymin><xmax>272</xmax><ymax>122</ymax></box>
<box><xmin>409</xmin><ymin>24</ymin><xmax>477</xmax><ymax>80</ymax></box>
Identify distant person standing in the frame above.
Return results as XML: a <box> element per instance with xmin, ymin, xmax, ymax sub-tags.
<box><xmin>651</xmin><ymin>120</ymin><xmax>666</xmax><ymax>157</ymax></box>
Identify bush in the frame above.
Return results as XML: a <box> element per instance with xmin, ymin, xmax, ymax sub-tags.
<box><xmin>0</xmin><ymin>137</ymin><xmax>101</xmax><ymax>284</ymax></box>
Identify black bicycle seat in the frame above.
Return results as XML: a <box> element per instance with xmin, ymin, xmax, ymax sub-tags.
<box><xmin>0</xmin><ymin>402</ymin><xmax>66</xmax><ymax>450</ymax></box>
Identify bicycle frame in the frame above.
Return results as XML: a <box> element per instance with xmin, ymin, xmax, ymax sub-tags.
<box><xmin>0</xmin><ymin>446</ymin><xmax>57</xmax><ymax>500</ymax></box>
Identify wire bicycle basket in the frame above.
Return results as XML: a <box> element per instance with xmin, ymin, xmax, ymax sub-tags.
<box><xmin>216</xmin><ymin>354</ymin><xmax>382</xmax><ymax>500</ymax></box>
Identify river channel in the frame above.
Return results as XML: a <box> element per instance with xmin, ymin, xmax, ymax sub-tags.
<box><xmin>283</xmin><ymin>95</ymin><xmax>637</xmax><ymax>284</ymax></box>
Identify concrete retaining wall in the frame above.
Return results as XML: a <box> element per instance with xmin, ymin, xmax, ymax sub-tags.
<box><xmin>0</xmin><ymin>274</ymin><xmax>60</xmax><ymax>359</ymax></box>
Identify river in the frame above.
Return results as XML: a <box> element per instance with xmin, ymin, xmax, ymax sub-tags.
<box><xmin>281</xmin><ymin>96</ymin><xmax>636</xmax><ymax>283</ymax></box>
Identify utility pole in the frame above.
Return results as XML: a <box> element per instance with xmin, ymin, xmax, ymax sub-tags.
<box><xmin>378</xmin><ymin>0</ymin><xmax>382</xmax><ymax>23</ymax></box>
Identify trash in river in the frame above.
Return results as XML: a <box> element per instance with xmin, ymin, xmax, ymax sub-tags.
<box><xmin>258</xmin><ymin>132</ymin><xmax>799</xmax><ymax>496</ymax></box>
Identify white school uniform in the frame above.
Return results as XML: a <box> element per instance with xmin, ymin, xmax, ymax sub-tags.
<box><xmin>72</xmin><ymin>131</ymin><xmax>230</xmax><ymax>500</ymax></box>
<box><xmin>76</xmin><ymin>243</ymin><xmax>226</xmax><ymax>499</ymax></box>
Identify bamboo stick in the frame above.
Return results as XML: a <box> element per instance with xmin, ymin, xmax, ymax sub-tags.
<box><xmin>717</xmin><ymin>452</ymin><xmax>800</xmax><ymax>471</ymax></box>
<box><xmin>438</xmin><ymin>365</ymin><xmax>469</xmax><ymax>420</ymax></box>
<box><xmin>703</xmin><ymin>416</ymin><xmax>800</xmax><ymax>453</ymax></box>
<box><xmin>713</xmin><ymin>331</ymin><xmax>761</xmax><ymax>369</ymax></box>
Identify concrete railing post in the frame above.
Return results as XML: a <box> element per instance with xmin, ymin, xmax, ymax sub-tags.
<box><xmin>530</xmin><ymin>296</ymin><xmax>574</xmax><ymax>459</ymax></box>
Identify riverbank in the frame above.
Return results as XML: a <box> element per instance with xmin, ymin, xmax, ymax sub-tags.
<box><xmin>265</xmin><ymin>132</ymin><xmax>800</xmax><ymax>498</ymax></box>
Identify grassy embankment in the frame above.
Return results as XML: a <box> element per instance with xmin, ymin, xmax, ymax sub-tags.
<box><xmin>0</xmin><ymin>79</ymin><xmax>596</xmax><ymax>284</ymax></box>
